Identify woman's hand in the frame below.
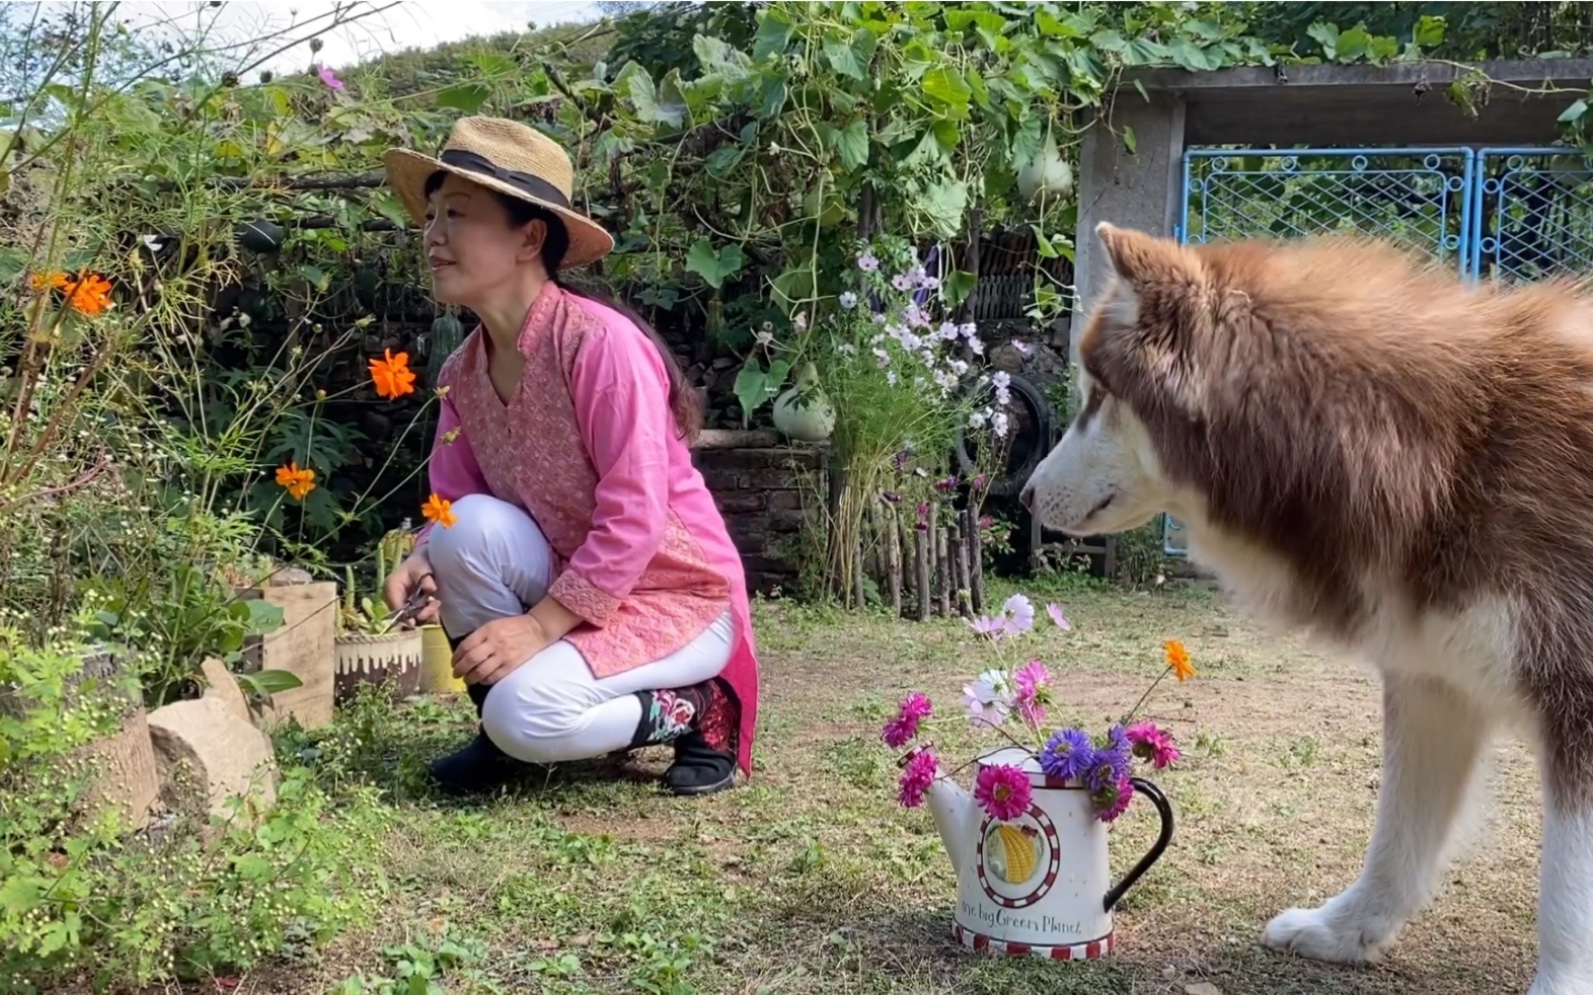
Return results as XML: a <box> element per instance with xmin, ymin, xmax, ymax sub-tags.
<box><xmin>382</xmin><ymin>553</ymin><xmax>440</xmax><ymax>625</ymax></box>
<box><xmin>452</xmin><ymin>614</ymin><xmax>552</xmax><ymax>685</ymax></box>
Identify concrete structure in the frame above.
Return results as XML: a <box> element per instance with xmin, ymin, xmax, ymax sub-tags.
<box><xmin>1070</xmin><ymin>58</ymin><xmax>1593</xmax><ymax>348</ymax></box>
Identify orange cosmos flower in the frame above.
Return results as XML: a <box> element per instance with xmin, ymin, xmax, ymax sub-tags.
<box><xmin>275</xmin><ymin>460</ymin><xmax>316</xmax><ymax>501</ymax></box>
<box><xmin>1164</xmin><ymin>639</ymin><xmax>1195</xmax><ymax>682</ymax></box>
<box><xmin>369</xmin><ymin>349</ymin><xmax>416</xmax><ymax>400</ymax></box>
<box><xmin>62</xmin><ymin>272</ymin><xmax>113</xmax><ymax>316</ymax></box>
<box><xmin>421</xmin><ymin>492</ymin><xmax>456</xmax><ymax>529</ymax></box>
<box><xmin>29</xmin><ymin>270</ymin><xmax>67</xmax><ymax>293</ymax></box>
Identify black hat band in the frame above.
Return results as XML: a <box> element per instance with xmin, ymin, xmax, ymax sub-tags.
<box><xmin>439</xmin><ymin>148</ymin><xmax>572</xmax><ymax>210</ymax></box>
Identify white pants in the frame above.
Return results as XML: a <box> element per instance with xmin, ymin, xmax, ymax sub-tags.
<box><xmin>425</xmin><ymin>493</ymin><xmax>733</xmax><ymax>765</ymax></box>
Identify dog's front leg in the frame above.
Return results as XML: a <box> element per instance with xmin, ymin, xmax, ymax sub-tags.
<box><xmin>1261</xmin><ymin>673</ymin><xmax>1492</xmax><ymax>964</ymax></box>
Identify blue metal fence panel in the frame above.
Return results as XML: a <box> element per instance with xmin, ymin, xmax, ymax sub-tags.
<box><xmin>1165</xmin><ymin>147</ymin><xmax>1476</xmax><ymax>556</ymax></box>
<box><xmin>1472</xmin><ymin>148</ymin><xmax>1593</xmax><ymax>283</ymax></box>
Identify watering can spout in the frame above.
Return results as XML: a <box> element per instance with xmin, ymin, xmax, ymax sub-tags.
<box><xmin>923</xmin><ymin>763</ymin><xmax>981</xmax><ymax>883</ymax></box>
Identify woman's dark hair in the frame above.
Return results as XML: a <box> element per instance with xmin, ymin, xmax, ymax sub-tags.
<box><xmin>423</xmin><ymin>170</ymin><xmax>704</xmax><ymax>443</ymax></box>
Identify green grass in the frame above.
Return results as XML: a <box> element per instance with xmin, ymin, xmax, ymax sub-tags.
<box><xmin>225</xmin><ymin>579</ymin><xmax>1542</xmax><ymax>995</ymax></box>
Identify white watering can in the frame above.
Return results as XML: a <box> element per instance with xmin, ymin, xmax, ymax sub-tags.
<box><xmin>921</xmin><ymin>745</ymin><xmax>1174</xmax><ymax>959</ymax></box>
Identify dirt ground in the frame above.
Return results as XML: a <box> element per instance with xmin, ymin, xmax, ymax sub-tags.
<box><xmin>226</xmin><ymin>578</ymin><xmax>1546</xmax><ymax>995</ymax></box>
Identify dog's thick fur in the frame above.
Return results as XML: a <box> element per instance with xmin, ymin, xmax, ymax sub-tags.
<box><xmin>1022</xmin><ymin>223</ymin><xmax>1593</xmax><ymax>994</ymax></box>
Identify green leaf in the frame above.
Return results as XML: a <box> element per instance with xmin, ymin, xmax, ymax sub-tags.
<box><xmin>656</xmin><ymin>69</ymin><xmax>690</xmax><ymax>127</ymax></box>
<box><xmin>372</xmin><ymin>191</ymin><xmax>412</xmax><ymax>230</ymax></box>
<box><xmin>1306</xmin><ymin>22</ymin><xmax>1339</xmax><ymax>59</ymax></box>
<box><xmin>922</xmin><ymin>66</ymin><xmax>972</xmax><ymax>111</ymax></box>
<box><xmin>943</xmin><ymin>269</ymin><xmax>977</xmax><ymax>309</ymax></box>
<box><xmin>0</xmin><ymin>246</ymin><xmax>26</xmax><ymax>284</ymax></box>
<box><xmin>233</xmin><ymin>853</ymin><xmax>274</xmax><ymax>879</ymax></box>
<box><xmin>1031</xmin><ymin>224</ymin><xmax>1058</xmax><ymax>258</ymax></box>
<box><xmin>824</xmin><ymin>37</ymin><xmax>866</xmax><ymax>80</ymax></box>
<box><xmin>1559</xmin><ymin>98</ymin><xmax>1589</xmax><ymax>125</ymax></box>
<box><xmin>753</xmin><ymin>9</ymin><xmax>794</xmax><ymax>61</ymax></box>
<box><xmin>246</xmin><ymin>598</ymin><xmax>285</xmax><ymax>632</ymax></box>
<box><xmin>1122</xmin><ymin>124</ymin><xmax>1137</xmax><ymax>154</ymax></box>
<box><xmin>705</xmin><ymin>145</ymin><xmax>744</xmax><ymax>179</ymax></box>
<box><xmin>769</xmin><ymin>267</ymin><xmax>816</xmax><ymax>314</ymax></box>
<box><xmin>471</xmin><ymin>52</ymin><xmax>516</xmax><ymax>77</ymax></box>
<box><xmin>437</xmin><ymin>82</ymin><xmax>491</xmax><ymax>115</ymax></box>
<box><xmin>932</xmin><ymin>119</ymin><xmax>960</xmax><ymax>152</ymax></box>
<box><xmin>1336</xmin><ymin>25</ymin><xmax>1371</xmax><ymax>62</ymax></box>
<box><xmin>851</xmin><ymin>29</ymin><xmax>879</xmax><ymax>75</ymax></box>
<box><xmin>685</xmin><ymin>239</ymin><xmax>745</xmax><ymax>289</ymax></box>
<box><xmin>1414</xmin><ymin>14</ymin><xmax>1447</xmax><ymax>48</ymax></box>
<box><xmin>838</xmin><ymin>118</ymin><xmax>869</xmax><ymax>170</ymax></box>
<box><xmin>732</xmin><ymin>359</ymin><xmax>789</xmax><ymax>423</ymax></box>
<box><xmin>916</xmin><ymin>179</ymin><xmax>968</xmax><ymax>240</ymax></box>
<box><xmin>298</xmin><ymin>265</ymin><xmax>330</xmax><ymax>293</ymax></box>
<box><xmin>693</xmin><ymin>33</ymin><xmax>753</xmax><ymax>78</ymax></box>
<box><xmin>1089</xmin><ymin>29</ymin><xmax>1126</xmax><ymax>53</ymax></box>
<box><xmin>243</xmin><ymin>671</ymin><xmax>305</xmax><ymax>694</ymax></box>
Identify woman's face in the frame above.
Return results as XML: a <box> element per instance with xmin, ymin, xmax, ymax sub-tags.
<box><xmin>423</xmin><ymin>172</ymin><xmax>546</xmax><ymax>307</ymax></box>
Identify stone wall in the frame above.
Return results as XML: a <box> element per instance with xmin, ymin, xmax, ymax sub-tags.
<box><xmin>690</xmin><ymin>430</ymin><xmax>827</xmax><ymax>597</ymax></box>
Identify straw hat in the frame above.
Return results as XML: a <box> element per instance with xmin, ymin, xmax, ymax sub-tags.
<box><xmin>382</xmin><ymin>116</ymin><xmax>615</xmax><ymax>269</ymax></box>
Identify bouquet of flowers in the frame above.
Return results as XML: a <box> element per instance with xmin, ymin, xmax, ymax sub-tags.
<box><xmin>883</xmin><ymin>593</ymin><xmax>1195</xmax><ymax>824</ymax></box>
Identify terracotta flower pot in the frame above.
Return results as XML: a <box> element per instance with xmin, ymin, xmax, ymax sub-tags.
<box><xmin>333</xmin><ymin>628</ymin><xmax>423</xmax><ymax>705</ymax></box>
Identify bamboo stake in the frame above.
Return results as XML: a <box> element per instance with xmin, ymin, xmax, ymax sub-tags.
<box><xmin>914</xmin><ymin>527</ymin><xmax>931</xmax><ymax>621</ymax></box>
<box><xmin>951</xmin><ymin>520</ymin><xmax>972</xmax><ymax>618</ymax></box>
<box><xmin>935</xmin><ymin>524</ymin><xmax>951</xmax><ymax>617</ymax></box>
<box><xmin>897</xmin><ymin>511</ymin><xmax>914</xmax><ymax>609</ymax></box>
<box><xmin>965</xmin><ymin>508</ymin><xmax>985</xmax><ymax>614</ymax></box>
<box><xmin>887</xmin><ymin>507</ymin><xmax>903</xmax><ymax>619</ymax></box>
<box><xmin>853</xmin><ymin>529</ymin><xmax>867</xmax><ymax>610</ymax></box>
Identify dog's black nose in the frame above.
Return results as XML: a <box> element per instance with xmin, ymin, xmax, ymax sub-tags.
<box><xmin>1019</xmin><ymin>484</ymin><xmax>1034</xmax><ymax>512</ymax></box>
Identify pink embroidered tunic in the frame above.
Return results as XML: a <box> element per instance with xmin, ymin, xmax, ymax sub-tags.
<box><xmin>414</xmin><ymin>281</ymin><xmax>760</xmax><ymax>777</ymax></box>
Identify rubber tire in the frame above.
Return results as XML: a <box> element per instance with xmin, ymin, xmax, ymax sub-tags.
<box><xmin>954</xmin><ymin>370</ymin><xmax>1054</xmax><ymax>499</ymax></box>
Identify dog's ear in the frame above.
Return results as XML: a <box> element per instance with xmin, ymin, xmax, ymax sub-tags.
<box><xmin>1086</xmin><ymin>223</ymin><xmax>1215</xmax><ymax>418</ymax></box>
<box><xmin>1095</xmin><ymin>222</ymin><xmax>1203</xmax><ymax>290</ymax></box>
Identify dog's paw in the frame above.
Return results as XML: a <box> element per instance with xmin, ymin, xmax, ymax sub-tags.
<box><xmin>1260</xmin><ymin>904</ymin><xmax>1394</xmax><ymax>965</ymax></box>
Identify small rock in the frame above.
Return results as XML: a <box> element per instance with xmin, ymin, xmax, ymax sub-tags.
<box><xmin>269</xmin><ymin>565</ymin><xmax>315</xmax><ymax>586</ymax></box>
<box><xmin>1186</xmin><ymin>983</ymin><xmax>1223</xmax><ymax>995</ymax></box>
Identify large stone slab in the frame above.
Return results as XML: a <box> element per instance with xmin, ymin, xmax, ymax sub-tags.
<box><xmin>146</xmin><ymin>662</ymin><xmax>277</xmax><ymax>834</ymax></box>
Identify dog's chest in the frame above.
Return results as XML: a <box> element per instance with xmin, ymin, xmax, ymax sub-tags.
<box><xmin>1190</xmin><ymin>526</ymin><xmax>1527</xmax><ymax>719</ymax></box>
<box><xmin>1353</xmin><ymin>595</ymin><xmax>1524</xmax><ymax>709</ymax></box>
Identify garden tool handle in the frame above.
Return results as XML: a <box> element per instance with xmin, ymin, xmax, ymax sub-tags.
<box><xmin>1102</xmin><ymin>777</ymin><xmax>1175</xmax><ymax>913</ymax></box>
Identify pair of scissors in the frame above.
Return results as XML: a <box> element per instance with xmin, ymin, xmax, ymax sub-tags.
<box><xmin>379</xmin><ymin>580</ymin><xmax>435</xmax><ymax>634</ymax></box>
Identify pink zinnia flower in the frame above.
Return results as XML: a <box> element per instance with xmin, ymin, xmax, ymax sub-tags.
<box><xmin>974</xmin><ymin>763</ymin><xmax>1032</xmax><ymax>821</ymax></box>
<box><xmin>1125</xmin><ymin>721</ymin><xmax>1181</xmax><ymax>769</ymax></box>
<box><xmin>899</xmin><ymin>748</ymin><xmax>939</xmax><ymax>808</ymax></box>
<box><xmin>1012</xmin><ymin>660</ymin><xmax>1049</xmax><ymax>728</ymax></box>
<box><xmin>882</xmin><ymin>692</ymin><xmax>933</xmax><ymax>748</ymax></box>
<box><xmin>1094</xmin><ymin>776</ymin><xmax>1135</xmax><ymax>823</ymax></box>
<box><xmin>316</xmin><ymin>64</ymin><xmax>344</xmax><ymax>90</ymax></box>
<box><xmin>1046</xmin><ymin>602</ymin><xmax>1071</xmax><ymax>631</ymax></box>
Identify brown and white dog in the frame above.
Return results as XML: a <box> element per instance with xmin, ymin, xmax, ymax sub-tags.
<box><xmin>1021</xmin><ymin>222</ymin><xmax>1593</xmax><ymax>994</ymax></box>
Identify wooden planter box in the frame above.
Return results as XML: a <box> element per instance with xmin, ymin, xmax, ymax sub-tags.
<box><xmin>236</xmin><ymin>580</ymin><xmax>337</xmax><ymax>730</ymax></box>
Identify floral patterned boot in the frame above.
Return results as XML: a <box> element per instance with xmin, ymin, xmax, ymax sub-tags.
<box><xmin>630</xmin><ymin>678</ymin><xmax>737</xmax><ymax>797</ymax></box>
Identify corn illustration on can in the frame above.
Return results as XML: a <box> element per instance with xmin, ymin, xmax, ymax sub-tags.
<box><xmin>985</xmin><ymin>823</ymin><xmax>1041</xmax><ymax>884</ymax></box>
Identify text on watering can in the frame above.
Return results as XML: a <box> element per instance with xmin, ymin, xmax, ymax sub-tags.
<box><xmin>961</xmin><ymin>897</ymin><xmax>1084</xmax><ymax>936</ymax></box>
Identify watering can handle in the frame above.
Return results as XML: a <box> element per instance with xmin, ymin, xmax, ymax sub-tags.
<box><xmin>1102</xmin><ymin>777</ymin><xmax>1175</xmax><ymax>913</ymax></box>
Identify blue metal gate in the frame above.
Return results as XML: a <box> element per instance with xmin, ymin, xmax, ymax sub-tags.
<box><xmin>1164</xmin><ymin>145</ymin><xmax>1593</xmax><ymax>554</ymax></box>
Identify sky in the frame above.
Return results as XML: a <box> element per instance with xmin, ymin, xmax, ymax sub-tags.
<box><xmin>108</xmin><ymin>1</ymin><xmax>611</xmax><ymax>77</ymax></box>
